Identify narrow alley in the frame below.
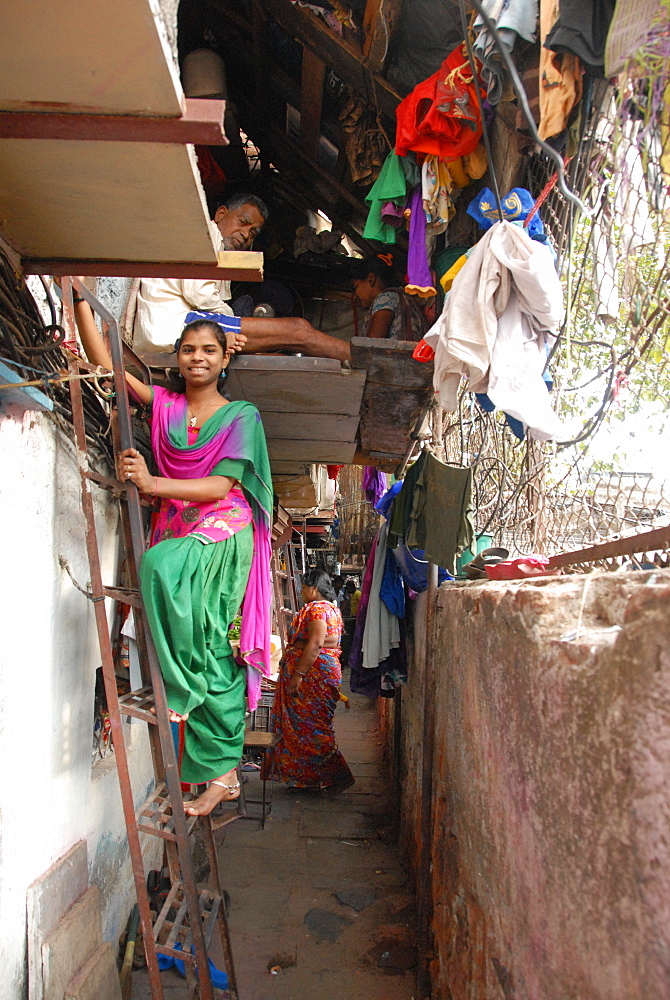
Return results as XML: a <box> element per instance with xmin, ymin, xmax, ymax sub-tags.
<box><xmin>136</xmin><ymin>687</ymin><xmax>417</xmax><ymax>999</ymax></box>
<box><xmin>5</xmin><ymin>2</ymin><xmax>670</xmax><ymax>999</ymax></box>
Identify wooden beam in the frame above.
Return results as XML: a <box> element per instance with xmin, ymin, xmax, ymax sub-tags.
<box><xmin>263</xmin><ymin>0</ymin><xmax>401</xmax><ymax>120</ymax></box>
<box><xmin>300</xmin><ymin>49</ymin><xmax>326</xmax><ymax>159</ymax></box>
<box><xmin>269</xmin><ymin>127</ymin><xmax>369</xmax><ymax>217</ymax></box>
<box><xmin>23</xmin><ymin>250</ymin><xmax>264</xmax><ymax>281</ymax></box>
<box><xmin>362</xmin><ymin>0</ymin><xmax>403</xmax><ymax>71</ymax></box>
<box><xmin>0</xmin><ymin>100</ymin><xmax>228</xmax><ymax>145</ymax></box>
<box><xmin>251</xmin><ymin>0</ymin><xmax>273</xmax><ymax>179</ymax></box>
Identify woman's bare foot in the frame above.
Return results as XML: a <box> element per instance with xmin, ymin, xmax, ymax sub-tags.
<box><xmin>149</xmin><ymin>705</ymin><xmax>189</xmax><ymax>723</ymax></box>
<box><xmin>184</xmin><ymin>770</ymin><xmax>240</xmax><ymax>816</ymax></box>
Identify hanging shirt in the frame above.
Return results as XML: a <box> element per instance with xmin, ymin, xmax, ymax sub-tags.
<box><xmin>544</xmin><ymin>0</ymin><xmax>616</xmax><ymax>76</ymax></box>
<box><xmin>424</xmin><ymin>220</ymin><xmax>565</xmax><ymax>440</ymax></box>
<box><xmin>363</xmin><ymin>152</ymin><xmax>408</xmax><ymax>244</ymax></box>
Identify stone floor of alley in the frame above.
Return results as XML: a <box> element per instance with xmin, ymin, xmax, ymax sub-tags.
<box><xmin>134</xmin><ymin>683</ymin><xmax>417</xmax><ymax>1000</ymax></box>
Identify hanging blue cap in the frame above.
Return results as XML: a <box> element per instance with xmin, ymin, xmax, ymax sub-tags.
<box><xmin>467</xmin><ymin>187</ymin><xmax>546</xmax><ymax>239</ymax></box>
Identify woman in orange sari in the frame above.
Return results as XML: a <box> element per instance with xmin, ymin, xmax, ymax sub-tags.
<box><xmin>266</xmin><ymin>570</ymin><xmax>354</xmax><ymax>792</ymax></box>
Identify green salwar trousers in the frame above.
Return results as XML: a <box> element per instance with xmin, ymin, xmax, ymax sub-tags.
<box><xmin>140</xmin><ymin>525</ymin><xmax>253</xmax><ymax>784</ymax></box>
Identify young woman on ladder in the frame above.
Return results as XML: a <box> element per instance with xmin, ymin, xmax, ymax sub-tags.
<box><xmin>72</xmin><ymin>290</ymin><xmax>273</xmax><ymax>816</ymax></box>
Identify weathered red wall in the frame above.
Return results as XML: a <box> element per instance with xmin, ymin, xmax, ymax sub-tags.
<box><xmin>395</xmin><ymin>571</ymin><xmax>670</xmax><ymax>999</ymax></box>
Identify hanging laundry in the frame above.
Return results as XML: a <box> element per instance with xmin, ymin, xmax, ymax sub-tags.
<box><xmin>439</xmin><ymin>249</ymin><xmax>470</xmax><ymax>293</ymax></box>
<box><xmin>515</xmin><ymin>47</ymin><xmax>541</xmax><ymax>151</ymax></box>
<box><xmin>462</xmin><ymin>143</ymin><xmax>489</xmax><ymax>181</ymax></box>
<box><xmin>387</xmin><ymin>449</ymin><xmax>427</xmax><ymax>549</ymax></box>
<box><xmin>362</xmin><ymin>520</ymin><xmax>401</xmax><ymax>670</ymax></box>
<box><xmin>405</xmin><ymin>454</ymin><xmax>474</xmax><ymax>575</ymax></box>
<box><xmin>363</xmin><ymin>151</ymin><xmax>408</xmax><ymax>244</ymax></box>
<box><xmin>380</xmin><ymin>202</ymin><xmax>406</xmax><ymax>229</ymax></box>
<box><xmin>539</xmin><ymin>0</ymin><xmax>584</xmax><ymax>141</ymax></box>
<box><xmin>395</xmin><ymin>44</ymin><xmax>484</xmax><ymax>159</ymax></box>
<box><xmin>362</xmin><ymin>466</ymin><xmax>387</xmax><ymax>507</ymax></box>
<box><xmin>406</xmin><ymin>186</ymin><xmax>436</xmax><ymax>297</ymax></box>
<box><xmin>424</xmin><ymin>220</ymin><xmax>565</xmax><ymax>440</ymax></box>
<box><xmin>466</xmin><ymin>186</ymin><xmax>547</xmax><ymax>240</ymax></box>
<box><xmin>589</xmin><ymin>203</ymin><xmax>620</xmax><ymax>325</ymax></box>
<box><xmin>339</xmin><ymin>89</ymin><xmax>388</xmax><ymax>186</ymax></box>
<box><xmin>473</xmin><ymin>0</ymin><xmax>539</xmax><ymax>105</ymax></box>
<box><xmin>422</xmin><ymin>157</ymin><xmax>454</xmax><ymax>236</ymax></box>
<box><xmin>544</xmin><ymin>0</ymin><xmax>616</xmax><ymax>77</ymax></box>
<box><xmin>400</xmin><ymin>151</ymin><xmax>421</xmax><ymax>187</ymax></box>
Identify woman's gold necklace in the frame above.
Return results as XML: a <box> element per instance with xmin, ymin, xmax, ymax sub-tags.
<box><xmin>187</xmin><ymin>401</ymin><xmax>217</xmax><ymax>428</ymax></box>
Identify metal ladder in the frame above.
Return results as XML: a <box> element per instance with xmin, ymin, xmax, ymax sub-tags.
<box><xmin>62</xmin><ymin>278</ymin><xmax>239</xmax><ymax>1000</ymax></box>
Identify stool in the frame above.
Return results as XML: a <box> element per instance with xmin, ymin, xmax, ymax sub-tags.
<box><xmin>240</xmin><ymin>731</ymin><xmax>281</xmax><ymax>828</ymax></box>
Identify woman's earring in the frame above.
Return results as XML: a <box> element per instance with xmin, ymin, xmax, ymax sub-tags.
<box><xmin>218</xmin><ymin>369</ymin><xmax>227</xmax><ymax>381</ymax></box>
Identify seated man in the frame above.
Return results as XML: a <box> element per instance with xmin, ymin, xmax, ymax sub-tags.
<box><xmin>133</xmin><ymin>192</ymin><xmax>351</xmax><ymax>363</ymax></box>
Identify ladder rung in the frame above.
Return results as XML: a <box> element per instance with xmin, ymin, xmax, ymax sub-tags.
<box><xmin>154</xmin><ymin>883</ymin><xmax>222</xmax><ymax>957</ymax></box>
<box><xmin>136</xmin><ymin>784</ymin><xmax>198</xmax><ymax>842</ymax></box>
<box><xmin>85</xmin><ymin>469</ymin><xmax>125</xmax><ymax>496</ymax></box>
<box><xmin>211</xmin><ymin>808</ymin><xmax>245</xmax><ymax>832</ymax></box>
<box><xmin>119</xmin><ymin>686</ymin><xmax>157</xmax><ymax>722</ymax></box>
<box><xmin>103</xmin><ymin>585</ymin><xmax>142</xmax><ymax>607</ymax></box>
<box><xmin>280</xmin><ymin>607</ymin><xmax>294</xmax><ymax>616</ymax></box>
<box><xmin>153</xmin><ymin>881</ymin><xmax>183</xmax><ymax>945</ymax></box>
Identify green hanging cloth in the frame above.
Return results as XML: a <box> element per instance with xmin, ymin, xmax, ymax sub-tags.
<box><xmin>363</xmin><ymin>151</ymin><xmax>408</xmax><ymax>244</ymax></box>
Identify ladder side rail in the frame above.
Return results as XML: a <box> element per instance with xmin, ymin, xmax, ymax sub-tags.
<box><xmin>66</xmin><ymin>279</ymin><xmax>222</xmax><ymax>1000</ymax></box>
<box><xmin>270</xmin><ymin>549</ymin><xmax>288</xmax><ymax>654</ymax></box>
<box><xmin>109</xmin><ymin>410</ymin><xmax>165</xmax><ymax>786</ymax></box>
<box><xmin>65</xmin><ymin>347</ymin><xmax>165</xmax><ymax>1000</ymax></box>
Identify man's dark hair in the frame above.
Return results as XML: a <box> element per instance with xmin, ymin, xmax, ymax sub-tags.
<box><xmin>222</xmin><ymin>192</ymin><xmax>269</xmax><ymax>222</ymax></box>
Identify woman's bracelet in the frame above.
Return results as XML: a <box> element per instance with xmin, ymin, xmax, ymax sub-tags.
<box><xmin>72</xmin><ymin>294</ymin><xmax>85</xmax><ymax>304</ymax></box>
<box><xmin>150</xmin><ymin>476</ymin><xmax>160</xmax><ymax>496</ymax></box>
<box><xmin>296</xmin><ymin>670</ymin><xmax>308</xmax><ymax>676</ymax></box>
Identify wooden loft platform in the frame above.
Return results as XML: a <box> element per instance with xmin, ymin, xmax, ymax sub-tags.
<box><xmin>227</xmin><ymin>341</ymin><xmax>433</xmax><ymax>473</ymax></box>
<box><xmin>350</xmin><ymin>338</ymin><xmax>434</xmax><ymax>467</ymax></box>
<box><xmin>0</xmin><ymin>0</ymin><xmax>262</xmax><ymax>282</ymax></box>
<box><xmin>226</xmin><ymin>355</ymin><xmax>366</xmax><ymax>471</ymax></box>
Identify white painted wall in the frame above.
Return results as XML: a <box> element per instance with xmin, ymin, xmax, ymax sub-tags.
<box><xmin>0</xmin><ymin>402</ymin><xmax>160</xmax><ymax>1000</ymax></box>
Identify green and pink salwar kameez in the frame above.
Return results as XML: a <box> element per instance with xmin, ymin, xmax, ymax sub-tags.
<box><xmin>140</xmin><ymin>386</ymin><xmax>272</xmax><ymax>784</ymax></box>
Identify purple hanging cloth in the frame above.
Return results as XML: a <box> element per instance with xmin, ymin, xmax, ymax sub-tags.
<box><xmin>362</xmin><ymin>466</ymin><xmax>387</xmax><ymax>507</ymax></box>
<box><xmin>406</xmin><ymin>185</ymin><xmax>436</xmax><ymax>297</ymax></box>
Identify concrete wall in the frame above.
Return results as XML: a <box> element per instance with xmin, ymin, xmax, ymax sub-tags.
<box><xmin>0</xmin><ymin>403</ymin><xmax>160</xmax><ymax>1000</ymax></box>
<box><xmin>395</xmin><ymin>572</ymin><xmax>670</xmax><ymax>1000</ymax></box>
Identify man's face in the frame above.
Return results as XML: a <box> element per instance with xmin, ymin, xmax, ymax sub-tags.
<box><xmin>214</xmin><ymin>202</ymin><xmax>265</xmax><ymax>250</ymax></box>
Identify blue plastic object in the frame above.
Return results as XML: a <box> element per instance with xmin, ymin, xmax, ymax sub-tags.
<box><xmin>157</xmin><ymin>942</ymin><xmax>228</xmax><ymax>989</ymax></box>
<box><xmin>392</xmin><ymin>540</ymin><xmax>453</xmax><ymax>592</ymax></box>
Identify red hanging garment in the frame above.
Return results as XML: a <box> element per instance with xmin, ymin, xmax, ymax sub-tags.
<box><xmin>395</xmin><ymin>43</ymin><xmax>483</xmax><ymax>159</ymax></box>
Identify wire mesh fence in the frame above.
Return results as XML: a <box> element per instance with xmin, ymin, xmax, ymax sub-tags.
<box><xmin>440</xmin><ymin>42</ymin><xmax>670</xmax><ymax>567</ymax></box>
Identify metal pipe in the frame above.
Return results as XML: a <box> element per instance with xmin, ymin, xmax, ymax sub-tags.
<box><xmin>416</xmin><ymin>561</ymin><xmax>439</xmax><ymax>999</ymax></box>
